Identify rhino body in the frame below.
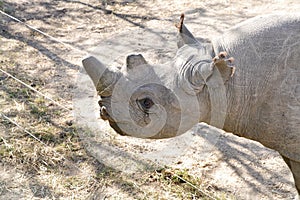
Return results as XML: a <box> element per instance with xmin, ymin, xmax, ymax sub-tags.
<box><xmin>83</xmin><ymin>14</ymin><xmax>300</xmax><ymax>194</ymax></box>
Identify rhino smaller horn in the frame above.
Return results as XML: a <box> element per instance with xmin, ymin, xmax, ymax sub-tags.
<box><xmin>126</xmin><ymin>54</ymin><xmax>147</xmax><ymax>69</ymax></box>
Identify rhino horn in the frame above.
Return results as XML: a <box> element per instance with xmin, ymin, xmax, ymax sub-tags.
<box><xmin>126</xmin><ymin>54</ymin><xmax>147</xmax><ymax>69</ymax></box>
<box><xmin>82</xmin><ymin>56</ymin><xmax>120</xmax><ymax>96</ymax></box>
<box><xmin>175</xmin><ymin>14</ymin><xmax>202</xmax><ymax>48</ymax></box>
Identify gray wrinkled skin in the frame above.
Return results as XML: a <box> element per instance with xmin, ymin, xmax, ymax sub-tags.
<box><xmin>83</xmin><ymin>14</ymin><xmax>300</xmax><ymax>194</ymax></box>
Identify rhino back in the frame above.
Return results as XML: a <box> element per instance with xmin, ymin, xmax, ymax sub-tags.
<box><xmin>212</xmin><ymin>14</ymin><xmax>300</xmax><ymax>161</ymax></box>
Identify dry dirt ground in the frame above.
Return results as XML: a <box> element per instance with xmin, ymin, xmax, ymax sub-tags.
<box><xmin>0</xmin><ymin>0</ymin><xmax>299</xmax><ymax>200</ymax></box>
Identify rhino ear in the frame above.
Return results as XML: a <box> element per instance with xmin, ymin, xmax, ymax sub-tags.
<box><xmin>213</xmin><ymin>52</ymin><xmax>235</xmax><ymax>83</ymax></box>
<box><xmin>126</xmin><ymin>54</ymin><xmax>147</xmax><ymax>69</ymax></box>
<box><xmin>175</xmin><ymin>14</ymin><xmax>202</xmax><ymax>48</ymax></box>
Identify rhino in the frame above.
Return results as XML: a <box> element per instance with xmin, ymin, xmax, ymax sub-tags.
<box><xmin>82</xmin><ymin>14</ymin><xmax>300</xmax><ymax>194</ymax></box>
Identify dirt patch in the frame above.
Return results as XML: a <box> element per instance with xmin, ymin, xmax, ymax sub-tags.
<box><xmin>1</xmin><ymin>0</ymin><xmax>299</xmax><ymax>199</ymax></box>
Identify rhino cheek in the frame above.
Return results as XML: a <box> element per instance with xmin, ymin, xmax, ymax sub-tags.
<box><xmin>152</xmin><ymin>110</ymin><xmax>183</xmax><ymax>139</ymax></box>
<box><xmin>117</xmin><ymin>104</ymin><xmax>169</xmax><ymax>138</ymax></box>
<box><xmin>141</xmin><ymin>104</ymin><xmax>182</xmax><ymax>139</ymax></box>
<box><xmin>128</xmin><ymin>101</ymin><xmax>151</xmax><ymax>127</ymax></box>
<box><xmin>110</xmin><ymin>92</ymin><xmax>183</xmax><ymax>138</ymax></box>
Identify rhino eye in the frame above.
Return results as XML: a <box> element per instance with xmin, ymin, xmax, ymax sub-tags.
<box><xmin>137</xmin><ymin>98</ymin><xmax>154</xmax><ymax>111</ymax></box>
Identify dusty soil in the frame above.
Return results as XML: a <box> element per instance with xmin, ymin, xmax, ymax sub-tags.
<box><xmin>0</xmin><ymin>0</ymin><xmax>299</xmax><ymax>199</ymax></box>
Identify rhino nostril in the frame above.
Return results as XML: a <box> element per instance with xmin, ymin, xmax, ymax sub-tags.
<box><xmin>100</xmin><ymin>106</ymin><xmax>109</xmax><ymax>120</ymax></box>
<box><xmin>98</xmin><ymin>99</ymin><xmax>103</xmax><ymax>106</ymax></box>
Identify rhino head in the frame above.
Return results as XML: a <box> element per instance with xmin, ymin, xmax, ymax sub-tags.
<box><xmin>83</xmin><ymin>14</ymin><xmax>234</xmax><ymax>139</ymax></box>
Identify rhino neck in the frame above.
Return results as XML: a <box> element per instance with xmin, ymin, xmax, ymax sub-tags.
<box><xmin>175</xmin><ymin>43</ymin><xmax>235</xmax><ymax>129</ymax></box>
<box><xmin>197</xmin><ymin>68</ymin><xmax>232</xmax><ymax>129</ymax></box>
<box><xmin>196</xmin><ymin>85</ymin><xmax>212</xmax><ymax>124</ymax></box>
<box><xmin>210</xmin><ymin>39</ymin><xmax>257</xmax><ymax>138</ymax></box>
<box><xmin>195</xmin><ymin>72</ymin><xmax>241</xmax><ymax>133</ymax></box>
<box><xmin>174</xmin><ymin>44</ymin><xmax>225</xmax><ymax>127</ymax></box>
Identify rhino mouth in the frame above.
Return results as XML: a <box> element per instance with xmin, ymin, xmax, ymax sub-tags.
<box><xmin>99</xmin><ymin>105</ymin><xmax>129</xmax><ymax>136</ymax></box>
<box><xmin>108</xmin><ymin>120</ymin><xmax>128</xmax><ymax>136</ymax></box>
